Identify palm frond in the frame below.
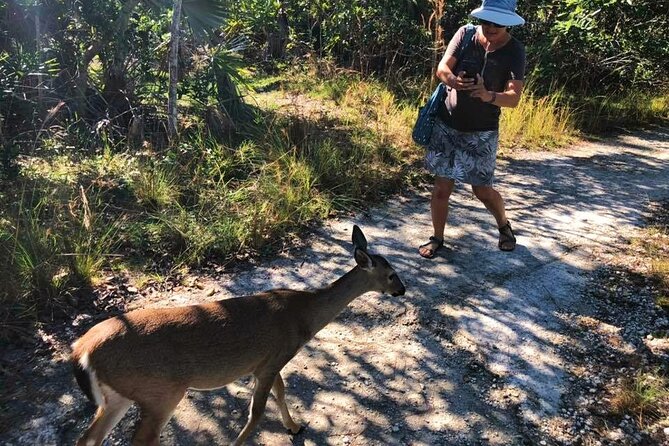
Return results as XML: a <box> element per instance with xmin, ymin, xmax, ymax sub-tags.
<box><xmin>142</xmin><ymin>0</ymin><xmax>229</xmax><ymax>38</ymax></box>
<box><xmin>182</xmin><ymin>0</ymin><xmax>229</xmax><ymax>38</ymax></box>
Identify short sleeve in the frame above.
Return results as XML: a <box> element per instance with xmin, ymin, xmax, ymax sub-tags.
<box><xmin>444</xmin><ymin>26</ymin><xmax>468</xmax><ymax>59</ymax></box>
<box><xmin>509</xmin><ymin>41</ymin><xmax>526</xmax><ymax>81</ymax></box>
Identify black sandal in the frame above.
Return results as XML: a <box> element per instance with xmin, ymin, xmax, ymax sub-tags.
<box><xmin>419</xmin><ymin>236</ymin><xmax>444</xmax><ymax>259</ymax></box>
<box><xmin>498</xmin><ymin>221</ymin><xmax>516</xmax><ymax>251</ymax></box>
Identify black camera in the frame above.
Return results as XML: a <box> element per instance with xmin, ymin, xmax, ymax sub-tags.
<box><xmin>462</xmin><ymin>71</ymin><xmax>478</xmax><ymax>80</ymax></box>
<box><xmin>459</xmin><ymin>58</ymin><xmax>481</xmax><ymax>80</ymax></box>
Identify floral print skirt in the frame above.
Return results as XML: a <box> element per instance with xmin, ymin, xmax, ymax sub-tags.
<box><xmin>425</xmin><ymin>120</ymin><xmax>499</xmax><ymax>186</ymax></box>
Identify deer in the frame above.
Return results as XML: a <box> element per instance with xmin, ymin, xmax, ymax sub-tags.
<box><xmin>70</xmin><ymin>225</ymin><xmax>405</xmax><ymax>446</ymax></box>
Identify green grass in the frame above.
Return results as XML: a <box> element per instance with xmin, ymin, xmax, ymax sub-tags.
<box><xmin>610</xmin><ymin>371</ymin><xmax>669</xmax><ymax>427</ymax></box>
<box><xmin>4</xmin><ymin>65</ymin><xmax>654</xmax><ymax>341</ymax></box>
<box><xmin>643</xmin><ymin>228</ymin><xmax>669</xmax><ymax>311</ymax></box>
<box><xmin>67</xmin><ymin>187</ymin><xmax>122</xmax><ymax>285</ymax></box>
<box><xmin>130</xmin><ymin>164</ymin><xmax>181</xmax><ymax>209</ymax></box>
<box><xmin>500</xmin><ymin>90</ymin><xmax>576</xmax><ymax>150</ymax></box>
<box><xmin>0</xmin><ymin>187</ymin><xmax>122</xmax><ymax>338</ymax></box>
<box><xmin>284</xmin><ymin>66</ymin><xmax>578</xmax><ymax>152</ymax></box>
<box><xmin>572</xmin><ymin>90</ymin><xmax>669</xmax><ymax>133</ymax></box>
<box><xmin>1</xmin><ymin>74</ymin><xmax>415</xmax><ymax>337</ymax></box>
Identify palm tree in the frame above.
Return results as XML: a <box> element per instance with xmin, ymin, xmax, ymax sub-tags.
<box><xmin>167</xmin><ymin>0</ymin><xmax>183</xmax><ymax>140</ymax></box>
<box><xmin>72</xmin><ymin>0</ymin><xmax>228</xmax><ymax>140</ymax></box>
<box><xmin>167</xmin><ymin>0</ymin><xmax>227</xmax><ymax>141</ymax></box>
<box><xmin>165</xmin><ymin>0</ymin><xmax>229</xmax><ymax>141</ymax></box>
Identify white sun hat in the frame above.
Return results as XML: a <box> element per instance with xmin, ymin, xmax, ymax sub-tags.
<box><xmin>470</xmin><ymin>0</ymin><xmax>525</xmax><ymax>26</ymax></box>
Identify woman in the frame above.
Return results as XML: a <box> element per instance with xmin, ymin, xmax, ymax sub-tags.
<box><xmin>419</xmin><ymin>0</ymin><xmax>526</xmax><ymax>259</ymax></box>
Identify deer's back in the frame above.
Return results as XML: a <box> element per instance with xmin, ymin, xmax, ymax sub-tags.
<box><xmin>72</xmin><ymin>289</ymin><xmax>316</xmax><ymax>394</ymax></box>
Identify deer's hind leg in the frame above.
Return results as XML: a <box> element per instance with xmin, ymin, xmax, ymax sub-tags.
<box><xmin>231</xmin><ymin>372</ymin><xmax>276</xmax><ymax>446</ymax></box>
<box><xmin>272</xmin><ymin>372</ymin><xmax>302</xmax><ymax>434</ymax></box>
<box><xmin>131</xmin><ymin>386</ymin><xmax>185</xmax><ymax>446</ymax></box>
<box><xmin>76</xmin><ymin>384</ymin><xmax>132</xmax><ymax>446</ymax></box>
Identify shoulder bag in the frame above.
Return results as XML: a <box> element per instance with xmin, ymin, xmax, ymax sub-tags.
<box><xmin>412</xmin><ymin>24</ymin><xmax>477</xmax><ymax>146</ymax></box>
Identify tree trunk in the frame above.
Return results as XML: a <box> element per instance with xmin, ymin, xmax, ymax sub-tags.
<box><xmin>429</xmin><ymin>0</ymin><xmax>446</xmax><ymax>90</ymax></box>
<box><xmin>74</xmin><ymin>0</ymin><xmax>140</xmax><ymax>111</ymax></box>
<box><xmin>35</xmin><ymin>7</ymin><xmax>43</xmax><ymax>109</ymax></box>
<box><xmin>167</xmin><ymin>0</ymin><xmax>183</xmax><ymax>142</ymax></box>
<box><xmin>267</xmin><ymin>5</ymin><xmax>289</xmax><ymax>60</ymax></box>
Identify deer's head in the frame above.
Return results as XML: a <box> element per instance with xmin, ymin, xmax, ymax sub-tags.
<box><xmin>352</xmin><ymin>225</ymin><xmax>405</xmax><ymax>297</ymax></box>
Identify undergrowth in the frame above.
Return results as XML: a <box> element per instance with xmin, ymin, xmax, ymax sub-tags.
<box><xmin>282</xmin><ymin>63</ymin><xmax>577</xmax><ymax>151</ymax></box>
<box><xmin>572</xmin><ymin>91</ymin><xmax>669</xmax><ymax>133</ymax></box>
<box><xmin>606</xmin><ymin>200</ymin><xmax>669</xmax><ymax>433</ymax></box>
<box><xmin>0</xmin><ymin>70</ymin><xmax>418</xmax><ymax>339</ymax></box>
<box><xmin>610</xmin><ymin>371</ymin><xmax>669</xmax><ymax>428</ymax></box>
<box><xmin>636</xmin><ymin>200</ymin><xmax>669</xmax><ymax>311</ymax></box>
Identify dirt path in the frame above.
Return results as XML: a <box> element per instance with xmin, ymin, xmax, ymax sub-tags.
<box><xmin>3</xmin><ymin>127</ymin><xmax>669</xmax><ymax>446</ymax></box>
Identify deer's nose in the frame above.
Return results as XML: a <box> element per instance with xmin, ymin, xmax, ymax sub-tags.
<box><xmin>391</xmin><ymin>285</ymin><xmax>406</xmax><ymax>297</ymax></box>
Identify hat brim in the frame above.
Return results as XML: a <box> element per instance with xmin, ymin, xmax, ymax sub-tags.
<box><xmin>470</xmin><ymin>7</ymin><xmax>525</xmax><ymax>26</ymax></box>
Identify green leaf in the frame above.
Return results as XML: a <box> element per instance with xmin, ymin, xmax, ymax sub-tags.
<box><xmin>143</xmin><ymin>0</ymin><xmax>229</xmax><ymax>38</ymax></box>
<box><xmin>182</xmin><ymin>0</ymin><xmax>229</xmax><ymax>38</ymax></box>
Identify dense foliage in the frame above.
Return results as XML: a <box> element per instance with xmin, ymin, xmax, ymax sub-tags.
<box><xmin>0</xmin><ymin>0</ymin><xmax>667</xmax><ymax>336</ymax></box>
<box><xmin>1</xmin><ymin>0</ymin><xmax>667</xmax><ymax>159</ymax></box>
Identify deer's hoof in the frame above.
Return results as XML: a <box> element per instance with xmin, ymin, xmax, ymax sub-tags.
<box><xmin>287</xmin><ymin>424</ymin><xmax>304</xmax><ymax>435</ymax></box>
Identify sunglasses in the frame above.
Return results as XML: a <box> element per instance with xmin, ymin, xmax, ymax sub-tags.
<box><xmin>478</xmin><ymin>19</ymin><xmax>506</xmax><ymax>28</ymax></box>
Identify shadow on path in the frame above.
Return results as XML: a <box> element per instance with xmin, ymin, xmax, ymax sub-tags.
<box><xmin>3</xmin><ymin>127</ymin><xmax>668</xmax><ymax>445</ymax></box>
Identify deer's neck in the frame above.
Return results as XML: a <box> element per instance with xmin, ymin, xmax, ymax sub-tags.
<box><xmin>307</xmin><ymin>266</ymin><xmax>370</xmax><ymax>333</ymax></box>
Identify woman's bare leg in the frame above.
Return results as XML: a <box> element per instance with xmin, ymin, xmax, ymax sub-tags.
<box><xmin>472</xmin><ymin>184</ymin><xmax>516</xmax><ymax>250</ymax></box>
<box><xmin>471</xmin><ymin>184</ymin><xmax>507</xmax><ymax>227</ymax></box>
<box><xmin>419</xmin><ymin>177</ymin><xmax>455</xmax><ymax>257</ymax></box>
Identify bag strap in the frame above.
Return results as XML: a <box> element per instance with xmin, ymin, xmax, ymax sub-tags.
<box><xmin>456</xmin><ymin>24</ymin><xmax>477</xmax><ymax>60</ymax></box>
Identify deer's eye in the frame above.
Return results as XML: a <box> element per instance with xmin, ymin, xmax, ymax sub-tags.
<box><xmin>388</xmin><ymin>273</ymin><xmax>397</xmax><ymax>281</ymax></box>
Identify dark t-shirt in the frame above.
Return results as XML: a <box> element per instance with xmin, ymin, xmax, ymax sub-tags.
<box><xmin>439</xmin><ymin>25</ymin><xmax>526</xmax><ymax>132</ymax></box>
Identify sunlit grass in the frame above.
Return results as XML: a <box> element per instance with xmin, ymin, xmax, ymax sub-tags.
<box><xmin>500</xmin><ymin>90</ymin><xmax>576</xmax><ymax>150</ymax></box>
<box><xmin>130</xmin><ymin>164</ymin><xmax>180</xmax><ymax>209</ymax></box>
<box><xmin>8</xmin><ymin>202</ymin><xmax>65</xmax><ymax>304</ymax></box>
<box><xmin>633</xmin><ymin>217</ymin><xmax>669</xmax><ymax>309</ymax></box>
<box><xmin>0</xmin><ymin>185</ymin><xmax>124</xmax><ymax>338</ymax></box>
<box><xmin>0</xmin><ymin>69</ymin><xmax>602</xmax><ymax>339</ymax></box>
<box><xmin>280</xmin><ymin>71</ymin><xmax>420</xmax><ymax>164</ymax></box>
<box><xmin>243</xmin><ymin>155</ymin><xmax>330</xmax><ymax>245</ymax></box>
<box><xmin>651</xmin><ymin>259</ymin><xmax>669</xmax><ymax>284</ymax></box>
<box><xmin>573</xmin><ymin>90</ymin><xmax>669</xmax><ymax>132</ymax></box>
<box><xmin>288</xmin><ymin>68</ymin><xmax>578</xmax><ymax>153</ymax></box>
<box><xmin>68</xmin><ymin>187</ymin><xmax>122</xmax><ymax>286</ymax></box>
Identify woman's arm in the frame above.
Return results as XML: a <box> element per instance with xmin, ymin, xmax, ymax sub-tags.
<box><xmin>469</xmin><ymin>77</ymin><xmax>524</xmax><ymax>108</ymax></box>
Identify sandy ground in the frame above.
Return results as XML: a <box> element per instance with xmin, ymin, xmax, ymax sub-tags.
<box><xmin>2</xmin><ymin>126</ymin><xmax>669</xmax><ymax>445</ymax></box>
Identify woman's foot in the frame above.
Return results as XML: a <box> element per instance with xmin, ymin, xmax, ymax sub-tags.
<box><xmin>498</xmin><ymin>221</ymin><xmax>516</xmax><ymax>251</ymax></box>
<box><xmin>419</xmin><ymin>236</ymin><xmax>444</xmax><ymax>259</ymax></box>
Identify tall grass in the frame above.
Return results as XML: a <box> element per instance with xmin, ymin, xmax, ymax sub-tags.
<box><xmin>633</xmin><ymin>212</ymin><xmax>669</xmax><ymax>310</ymax></box>
<box><xmin>7</xmin><ymin>198</ymin><xmax>65</xmax><ymax>305</ymax></box>
<box><xmin>573</xmin><ymin>90</ymin><xmax>669</xmax><ymax>133</ymax></box>
<box><xmin>287</xmin><ymin>66</ymin><xmax>577</xmax><ymax>152</ymax></box>
<box><xmin>67</xmin><ymin>187</ymin><xmax>121</xmax><ymax>285</ymax></box>
<box><xmin>0</xmin><ymin>186</ymin><xmax>121</xmax><ymax>338</ymax></box>
<box><xmin>500</xmin><ymin>89</ymin><xmax>576</xmax><ymax>150</ymax></box>
<box><xmin>130</xmin><ymin>165</ymin><xmax>180</xmax><ymax>209</ymax></box>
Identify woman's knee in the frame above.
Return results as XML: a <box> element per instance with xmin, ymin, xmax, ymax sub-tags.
<box><xmin>472</xmin><ymin>185</ymin><xmax>496</xmax><ymax>203</ymax></box>
<box><xmin>433</xmin><ymin>178</ymin><xmax>455</xmax><ymax>200</ymax></box>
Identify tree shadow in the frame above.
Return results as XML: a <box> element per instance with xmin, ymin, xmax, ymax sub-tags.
<box><xmin>2</xmin><ymin>126</ymin><xmax>668</xmax><ymax>445</ymax></box>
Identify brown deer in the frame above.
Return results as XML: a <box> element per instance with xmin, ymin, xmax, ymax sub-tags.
<box><xmin>71</xmin><ymin>225</ymin><xmax>405</xmax><ymax>445</ymax></box>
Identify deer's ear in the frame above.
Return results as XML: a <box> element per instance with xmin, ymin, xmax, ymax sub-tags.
<box><xmin>354</xmin><ymin>247</ymin><xmax>374</xmax><ymax>270</ymax></box>
<box><xmin>352</xmin><ymin>225</ymin><xmax>368</xmax><ymax>251</ymax></box>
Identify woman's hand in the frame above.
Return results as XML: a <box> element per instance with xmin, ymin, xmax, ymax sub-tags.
<box><xmin>447</xmin><ymin>71</ymin><xmax>477</xmax><ymax>90</ymax></box>
<box><xmin>468</xmin><ymin>74</ymin><xmax>495</xmax><ymax>102</ymax></box>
